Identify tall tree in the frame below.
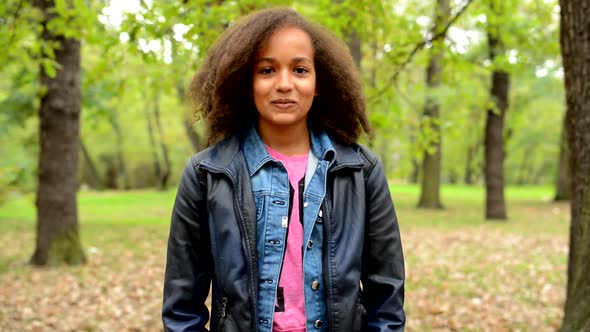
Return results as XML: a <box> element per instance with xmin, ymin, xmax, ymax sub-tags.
<box><xmin>484</xmin><ymin>0</ymin><xmax>509</xmax><ymax>220</ymax></box>
<box><xmin>31</xmin><ymin>0</ymin><xmax>85</xmax><ymax>265</ymax></box>
<box><xmin>417</xmin><ymin>0</ymin><xmax>450</xmax><ymax>209</ymax></box>
<box><xmin>559</xmin><ymin>0</ymin><xmax>590</xmax><ymax>329</ymax></box>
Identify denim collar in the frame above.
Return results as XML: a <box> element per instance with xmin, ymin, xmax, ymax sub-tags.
<box><xmin>199</xmin><ymin>126</ymin><xmax>364</xmax><ymax>177</ymax></box>
<box><xmin>242</xmin><ymin>126</ymin><xmax>337</xmax><ymax>177</ymax></box>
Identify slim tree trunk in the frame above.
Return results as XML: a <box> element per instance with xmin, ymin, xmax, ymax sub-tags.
<box><xmin>80</xmin><ymin>139</ymin><xmax>102</xmax><ymax>189</ymax></box>
<box><xmin>176</xmin><ymin>82</ymin><xmax>203</xmax><ymax>152</ymax></box>
<box><xmin>516</xmin><ymin>148</ymin><xmax>534</xmax><ymax>185</ymax></box>
<box><xmin>555</xmin><ymin>117</ymin><xmax>571</xmax><ymax>201</ymax></box>
<box><xmin>418</xmin><ymin>0</ymin><xmax>449</xmax><ymax>209</ymax></box>
<box><xmin>31</xmin><ymin>0</ymin><xmax>85</xmax><ymax>266</ymax></box>
<box><xmin>153</xmin><ymin>91</ymin><xmax>171</xmax><ymax>190</ymax></box>
<box><xmin>484</xmin><ymin>17</ymin><xmax>509</xmax><ymax>220</ymax></box>
<box><xmin>347</xmin><ymin>28</ymin><xmax>362</xmax><ymax>73</ymax></box>
<box><xmin>464</xmin><ymin>141</ymin><xmax>481</xmax><ymax>185</ymax></box>
<box><xmin>410</xmin><ymin>157</ymin><xmax>420</xmax><ymax>184</ymax></box>
<box><xmin>143</xmin><ymin>90</ymin><xmax>162</xmax><ymax>187</ymax></box>
<box><xmin>110</xmin><ymin>108</ymin><xmax>130</xmax><ymax>190</ymax></box>
<box><xmin>559</xmin><ymin>0</ymin><xmax>590</xmax><ymax>330</ymax></box>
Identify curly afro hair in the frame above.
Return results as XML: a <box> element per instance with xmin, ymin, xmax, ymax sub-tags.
<box><xmin>190</xmin><ymin>7</ymin><xmax>371</xmax><ymax>145</ymax></box>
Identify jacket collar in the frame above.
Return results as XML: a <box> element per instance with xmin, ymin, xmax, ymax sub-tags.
<box><xmin>199</xmin><ymin>126</ymin><xmax>364</xmax><ymax>177</ymax></box>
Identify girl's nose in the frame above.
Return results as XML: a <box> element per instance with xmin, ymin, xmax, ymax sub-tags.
<box><xmin>277</xmin><ymin>70</ymin><xmax>293</xmax><ymax>92</ymax></box>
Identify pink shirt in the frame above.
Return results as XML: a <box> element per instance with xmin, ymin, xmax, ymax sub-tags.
<box><xmin>266</xmin><ymin>146</ymin><xmax>308</xmax><ymax>332</ymax></box>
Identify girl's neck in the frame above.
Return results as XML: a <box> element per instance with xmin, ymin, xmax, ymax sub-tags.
<box><xmin>257</xmin><ymin>121</ymin><xmax>310</xmax><ymax>156</ymax></box>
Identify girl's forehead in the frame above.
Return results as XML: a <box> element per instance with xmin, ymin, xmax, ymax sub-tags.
<box><xmin>256</xmin><ymin>26</ymin><xmax>314</xmax><ymax>56</ymax></box>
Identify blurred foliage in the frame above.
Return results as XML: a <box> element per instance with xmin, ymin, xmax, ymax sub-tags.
<box><xmin>0</xmin><ymin>0</ymin><xmax>563</xmax><ymax>199</ymax></box>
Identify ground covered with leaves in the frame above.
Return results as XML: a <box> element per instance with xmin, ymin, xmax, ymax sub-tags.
<box><xmin>0</xmin><ymin>187</ymin><xmax>568</xmax><ymax>331</ymax></box>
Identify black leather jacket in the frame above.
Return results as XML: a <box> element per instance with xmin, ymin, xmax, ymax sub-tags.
<box><xmin>163</xmin><ymin>135</ymin><xmax>405</xmax><ymax>331</ymax></box>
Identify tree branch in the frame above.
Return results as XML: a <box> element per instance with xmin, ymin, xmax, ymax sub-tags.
<box><xmin>367</xmin><ymin>0</ymin><xmax>474</xmax><ymax>104</ymax></box>
<box><xmin>392</xmin><ymin>0</ymin><xmax>475</xmax><ymax>81</ymax></box>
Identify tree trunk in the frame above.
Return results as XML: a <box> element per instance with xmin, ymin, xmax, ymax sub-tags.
<box><xmin>80</xmin><ymin>139</ymin><xmax>102</xmax><ymax>189</ymax></box>
<box><xmin>555</xmin><ymin>117</ymin><xmax>571</xmax><ymax>201</ymax></box>
<box><xmin>484</xmin><ymin>22</ymin><xmax>509</xmax><ymax>220</ymax></box>
<box><xmin>31</xmin><ymin>0</ymin><xmax>85</xmax><ymax>266</ymax></box>
<box><xmin>153</xmin><ymin>91</ymin><xmax>171</xmax><ymax>190</ymax></box>
<box><xmin>410</xmin><ymin>157</ymin><xmax>420</xmax><ymax>184</ymax></box>
<box><xmin>110</xmin><ymin>108</ymin><xmax>130</xmax><ymax>190</ymax></box>
<box><xmin>516</xmin><ymin>147</ymin><xmax>534</xmax><ymax>185</ymax></box>
<box><xmin>347</xmin><ymin>28</ymin><xmax>362</xmax><ymax>73</ymax></box>
<box><xmin>417</xmin><ymin>0</ymin><xmax>449</xmax><ymax>209</ymax></box>
<box><xmin>559</xmin><ymin>0</ymin><xmax>590</xmax><ymax>330</ymax></box>
<box><xmin>464</xmin><ymin>141</ymin><xmax>480</xmax><ymax>185</ymax></box>
<box><xmin>176</xmin><ymin>82</ymin><xmax>203</xmax><ymax>152</ymax></box>
<box><xmin>143</xmin><ymin>91</ymin><xmax>162</xmax><ymax>187</ymax></box>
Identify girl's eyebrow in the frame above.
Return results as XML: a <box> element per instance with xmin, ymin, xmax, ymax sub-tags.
<box><xmin>256</xmin><ymin>57</ymin><xmax>276</xmax><ymax>64</ymax></box>
<box><xmin>293</xmin><ymin>57</ymin><xmax>312</xmax><ymax>64</ymax></box>
<box><xmin>255</xmin><ymin>56</ymin><xmax>313</xmax><ymax>64</ymax></box>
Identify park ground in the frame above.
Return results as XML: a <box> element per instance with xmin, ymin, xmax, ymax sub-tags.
<box><xmin>0</xmin><ymin>185</ymin><xmax>568</xmax><ymax>331</ymax></box>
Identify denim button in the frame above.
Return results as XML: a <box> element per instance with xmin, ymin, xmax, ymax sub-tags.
<box><xmin>314</xmin><ymin>320</ymin><xmax>323</xmax><ymax>328</ymax></box>
<box><xmin>303</xmin><ymin>202</ymin><xmax>309</xmax><ymax>207</ymax></box>
<box><xmin>311</xmin><ymin>280</ymin><xmax>320</xmax><ymax>290</ymax></box>
<box><xmin>306</xmin><ymin>240</ymin><xmax>314</xmax><ymax>250</ymax></box>
<box><xmin>259</xmin><ymin>318</ymin><xmax>269</xmax><ymax>324</ymax></box>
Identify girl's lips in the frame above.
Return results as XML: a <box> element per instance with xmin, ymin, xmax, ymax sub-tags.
<box><xmin>271</xmin><ymin>100</ymin><xmax>296</xmax><ymax>109</ymax></box>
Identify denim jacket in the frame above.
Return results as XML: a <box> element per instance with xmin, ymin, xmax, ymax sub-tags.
<box><xmin>243</xmin><ymin>127</ymin><xmax>333</xmax><ymax>332</ymax></box>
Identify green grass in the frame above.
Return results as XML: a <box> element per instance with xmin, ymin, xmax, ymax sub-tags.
<box><xmin>0</xmin><ymin>184</ymin><xmax>569</xmax><ymax>331</ymax></box>
<box><xmin>0</xmin><ymin>184</ymin><xmax>568</xmax><ymax>239</ymax></box>
<box><xmin>0</xmin><ymin>189</ymin><xmax>177</xmax><ymax>226</ymax></box>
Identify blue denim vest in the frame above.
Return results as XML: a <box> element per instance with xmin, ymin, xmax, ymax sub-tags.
<box><xmin>242</xmin><ymin>127</ymin><xmax>334</xmax><ymax>332</ymax></box>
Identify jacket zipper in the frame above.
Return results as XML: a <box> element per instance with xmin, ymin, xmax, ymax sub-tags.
<box><xmin>323</xmin><ymin>163</ymin><xmax>364</xmax><ymax>332</ymax></box>
<box><xmin>221</xmin><ymin>296</ymin><xmax>228</xmax><ymax>318</ymax></box>
<box><xmin>232</xmin><ymin>180</ymin><xmax>259</xmax><ymax>332</ymax></box>
<box><xmin>322</xmin><ymin>188</ymin><xmax>336</xmax><ymax>332</ymax></box>
<box><xmin>200</xmin><ymin>164</ymin><xmax>259</xmax><ymax>332</ymax></box>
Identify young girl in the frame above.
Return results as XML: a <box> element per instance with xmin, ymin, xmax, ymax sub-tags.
<box><xmin>163</xmin><ymin>8</ymin><xmax>405</xmax><ymax>332</ymax></box>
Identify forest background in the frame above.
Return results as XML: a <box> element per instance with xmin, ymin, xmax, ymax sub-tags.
<box><xmin>0</xmin><ymin>0</ymin><xmax>565</xmax><ymax>195</ymax></box>
<box><xmin>0</xmin><ymin>0</ymin><xmax>582</xmax><ymax>331</ymax></box>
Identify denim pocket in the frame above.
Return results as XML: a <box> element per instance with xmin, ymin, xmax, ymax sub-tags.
<box><xmin>255</xmin><ymin>194</ymin><xmax>266</xmax><ymax>221</ymax></box>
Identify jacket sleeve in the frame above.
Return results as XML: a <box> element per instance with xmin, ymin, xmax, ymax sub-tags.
<box><xmin>163</xmin><ymin>158</ymin><xmax>212</xmax><ymax>332</ymax></box>
<box><xmin>362</xmin><ymin>156</ymin><xmax>406</xmax><ymax>331</ymax></box>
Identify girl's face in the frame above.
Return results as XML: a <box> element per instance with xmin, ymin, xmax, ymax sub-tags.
<box><xmin>253</xmin><ymin>26</ymin><xmax>316</xmax><ymax>132</ymax></box>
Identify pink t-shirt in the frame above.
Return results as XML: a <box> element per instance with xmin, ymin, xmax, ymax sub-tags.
<box><xmin>266</xmin><ymin>145</ymin><xmax>308</xmax><ymax>332</ymax></box>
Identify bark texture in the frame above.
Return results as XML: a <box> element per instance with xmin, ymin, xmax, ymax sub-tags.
<box><xmin>31</xmin><ymin>0</ymin><xmax>85</xmax><ymax>266</ymax></box>
<box><xmin>484</xmin><ymin>24</ymin><xmax>509</xmax><ymax>220</ymax></box>
<box><xmin>418</xmin><ymin>0</ymin><xmax>449</xmax><ymax>209</ymax></box>
<box><xmin>559</xmin><ymin>0</ymin><xmax>590</xmax><ymax>330</ymax></box>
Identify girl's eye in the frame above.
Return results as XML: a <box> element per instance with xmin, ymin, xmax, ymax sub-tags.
<box><xmin>294</xmin><ymin>67</ymin><xmax>308</xmax><ymax>74</ymax></box>
<box><xmin>260</xmin><ymin>67</ymin><xmax>274</xmax><ymax>75</ymax></box>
